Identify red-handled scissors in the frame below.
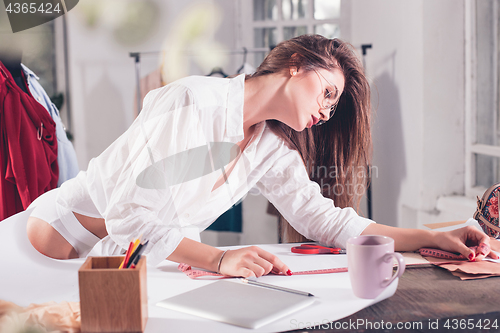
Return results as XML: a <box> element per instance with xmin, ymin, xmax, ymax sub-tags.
<box><xmin>291</xmin><ymin>244</ymin><xmax>346</xmax><ymax>254</ymax></box>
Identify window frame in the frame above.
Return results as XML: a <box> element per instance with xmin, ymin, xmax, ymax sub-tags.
<box><xmin>465</xmin><ymin>0</ymin><xmax>500</xmax><ymax>198</ymax></box>
<box><xmin>237</xmin><ymin>0</ymin><xmax>351</xmax><ymax>67</ymax></box>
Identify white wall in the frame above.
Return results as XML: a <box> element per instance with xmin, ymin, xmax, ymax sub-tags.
<box><xmin>350</xmin><ymin>0</ymin><xmax>474</xmax><ymax>229</ymax></box>
<box><xmin>67</xmin><ymin>0</ymin><xmax>225</xmax><ymax>166</ymax></box>
<box><xmin>66</xmin><ymin>0</ymin><xmax>254</xmax><ymax>167</ymax></box>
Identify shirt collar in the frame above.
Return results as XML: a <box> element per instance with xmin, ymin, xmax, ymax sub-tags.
<box><xmin>20</xmin><ymin>63</ymin><xmax>39</xmax><ymax>80</ymax></box>
<box><xmin>225</xmin><ymin>74</ymin><xmax>245</xmax><ymax>142</ymax></box>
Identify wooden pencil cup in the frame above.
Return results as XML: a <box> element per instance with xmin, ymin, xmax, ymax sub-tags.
<box><xmin>79</xmin><ymin>256</ymin><xmax>148</xmax><ymax>333</ymax></box>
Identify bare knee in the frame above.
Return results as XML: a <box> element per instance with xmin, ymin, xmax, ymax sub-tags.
<box><xmin>27</xmin><ymin>217</ymin><xmax>78</xmax><ymax>260</ymax></box>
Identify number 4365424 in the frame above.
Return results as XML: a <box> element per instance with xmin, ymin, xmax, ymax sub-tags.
<box><xmin>6</xmin><ymin>2</ymin><xmax>61</xmax><ymax>14</ymax></box>
<box><xmin>444</xmin><ymin>318</ymin><xmax>498</xmax><ymax>330</ymax></box>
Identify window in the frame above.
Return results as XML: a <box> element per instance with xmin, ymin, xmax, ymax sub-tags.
<box><xmin>466</xmin><ymin>0</ymin><xmax>500</xmax><ymax>196</ymax></box>
<box><xmin>239</xmin><ymin>0</ymin><xmax>347</xmax><ymax>67</ymax></box>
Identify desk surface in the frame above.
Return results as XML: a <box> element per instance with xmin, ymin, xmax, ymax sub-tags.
<box><xmin>2</xmin><ymin>210</ymin><xmax>497</xmax><ymax>333</ymax></box>
<box><xmin>289</xmin><ymin>266</ymin><xmax>500</xmax><ymax>332</ymax></box>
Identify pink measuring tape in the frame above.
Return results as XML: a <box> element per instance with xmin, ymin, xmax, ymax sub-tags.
<box><xmin>418</xmin><ymin>243</ymin><xmax>490</xmax><ymax>260</ymax></box>
<box><xmin>178</xmin><ymin>263</ymin><xmax>348</xmax><ymax>280</ymax></box>
<box><xmin>179</xmin><ymin>244</ymin><xmax>490</xmax><ymax>279</ymax></box>
<box><xmin>418</xmin><ymin>248</ymin><xmax>467</xmax><ymax>260</ymax></box>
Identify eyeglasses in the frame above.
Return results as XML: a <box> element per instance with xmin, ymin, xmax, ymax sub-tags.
<box><xmin>314</xmin><ymin>69</ymin><xmax>341</xmax><ymax>126</ymax></box>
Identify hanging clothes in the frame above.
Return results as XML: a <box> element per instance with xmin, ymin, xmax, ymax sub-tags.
<box><xmin>0</xmin><ymin>61</ymin><xmax>58</xmax><ymax>220</ymax></box>
<box><xmin>21</xmin><ymin>64</ymin><xmax>79</xmax><ymax>186</ymax></box>
<box><xmin>133</xmin><ymin>67</ymin><xmax>163</xmax><ymax>117</ymax></box>
<box><xmin>206</xmin><ymin>202</ymin><xmax>242</xmax><ymax>233</ymax></box>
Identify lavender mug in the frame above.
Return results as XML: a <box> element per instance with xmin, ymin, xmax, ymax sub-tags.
<box><xmin>347</xmin><ymin>235</ymin><xmax>405</xmax><ymax>299</ymax></box>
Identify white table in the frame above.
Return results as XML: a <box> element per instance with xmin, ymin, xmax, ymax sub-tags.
<box><xmin>0</xmin><ymin>210</ymin><xmax>397</xmax><ymax>332</ymax></box>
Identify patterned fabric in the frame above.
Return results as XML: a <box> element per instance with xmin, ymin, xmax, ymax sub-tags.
<box><xmin>474</xmin><ymin>183</ymin><xmax>500</xmax><ymax>238</ymax></box>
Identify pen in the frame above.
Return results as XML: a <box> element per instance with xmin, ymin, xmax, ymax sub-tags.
<box><xmin>241</xmin><ymin>278</ymin><xmax>314</xmax><ymax>297</ymax></box>
<box><xmin>130</xmin><ymin>254</ymin><xmax>142</xmax><ymax>269</ymax></box>
<box><xmin>291</xmin><ymin>244</ymin><xmax>346</xmax><ymax>255</ymax></box>
<box><xmin>126</xmin><ymin>240</ymin><xmax>149</xmax><ymax>268</ymax></box>
<box><xmin>123</xmin><ymin>238</ymin><xmax>141</xmax><ymax>267</ymax></box>
<box><xmin>126</xmin><ymin>243</ymin><xmax>143</xmax><ymax>269</ymax></box>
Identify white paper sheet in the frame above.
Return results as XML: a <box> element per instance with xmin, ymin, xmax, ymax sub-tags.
<box><xmin>0</xmin><ymin>210</ymin><xmax>398</xmax><ymax>332</ymax></box>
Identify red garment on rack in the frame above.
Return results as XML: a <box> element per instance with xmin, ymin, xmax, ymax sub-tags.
<box><xmin>0</xmin><ymin>61</ymin><xmax>58</xmax><ymax>220</ymax></box>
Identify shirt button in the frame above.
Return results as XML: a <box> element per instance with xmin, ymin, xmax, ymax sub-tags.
<box><xmin>183</xmin><ymin>213</ymin><xmax>190</xmax><ymax>219</ymax></box>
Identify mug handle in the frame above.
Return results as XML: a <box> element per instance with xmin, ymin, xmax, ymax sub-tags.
<box><xmin>381</xmin><ymin>252</ymin><xmax>406</xmax><ymax>287</ymax></box>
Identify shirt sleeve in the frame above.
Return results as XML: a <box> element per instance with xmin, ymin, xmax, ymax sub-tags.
<box><xmin>255</xmin><ymin>146</ymin><xmax>375</xmax><ymax>249</ymax></box>
<box><xmin>85</xmin><ymin>83</ymin><xmax>206</xmax><ymax>266</ymax></box>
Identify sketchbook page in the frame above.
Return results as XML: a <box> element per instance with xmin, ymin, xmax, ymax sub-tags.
<box><xmin>401</xmin><ymin>252</ymin><xmax>430</xmax><ymax>265</ymax></box>
<box><xmin>423</xmin><ymin>218</ymin><xmax>481</xmax><ymax>232</ymax></box>
<box><xmin>423</xmin><ymin>220</ymin><xmax>467</xmax><ymax>229</ymax></box>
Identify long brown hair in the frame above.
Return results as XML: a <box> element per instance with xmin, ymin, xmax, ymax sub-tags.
<box><xmin>248</xmin><ymin>35</ymin><xmax>372</xmax><ymax>242</ymax></box>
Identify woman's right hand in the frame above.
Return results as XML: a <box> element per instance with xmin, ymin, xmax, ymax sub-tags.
<box><xmin>218</xmin><ymin>246</ymin><xmax>291</xmax><ymax>277</ymax></box>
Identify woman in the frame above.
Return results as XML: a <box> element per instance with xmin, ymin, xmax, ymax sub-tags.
<box><xmin>27</xmin><ymin>35</ymin><xmax>499</xmax><ymax>278</ymax></box>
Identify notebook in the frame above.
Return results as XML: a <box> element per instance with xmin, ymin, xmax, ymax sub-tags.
<box><xmin>156</xmin><ymin>279</ymin><xmax>315</xmax><ymax>329</ymax></box>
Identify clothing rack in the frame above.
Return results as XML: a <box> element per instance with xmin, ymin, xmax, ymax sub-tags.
<box><xmin>129</xmin><ymin>47</ymin><xmax>270</xmax><ymax>115</ymax></box>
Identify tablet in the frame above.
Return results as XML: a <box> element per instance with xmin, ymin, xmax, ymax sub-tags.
<box><xmin>157</xmin><ymin>279</ymin><xmax>315</xmax><ymax>329</ymax></box>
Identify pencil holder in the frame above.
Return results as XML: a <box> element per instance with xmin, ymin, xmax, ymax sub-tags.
<box><xmin>79</xmin><ymin>256</ymin><xmax>148</xmax><ymax>333</ymax></box>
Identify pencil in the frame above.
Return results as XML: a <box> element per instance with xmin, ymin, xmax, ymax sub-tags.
<box><xmin>126</xmin><ymin>240</ymin><xmax>149</xmax><ymax>269</ymax></box>
<box><xmin>241</xmin><ymin>278</ymin><xmax>314</xmax><ymax>297</ymax></box>
<box><xmin>119</xmin><ymin>241</ymin><xmax>134</xmax><ymax>269</ymax></box>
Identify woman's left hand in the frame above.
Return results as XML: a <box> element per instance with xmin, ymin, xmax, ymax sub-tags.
<box><xmin>433</xmin><ymin>226</ymin><xmax>500</xmax><ymax>261</ymax></box>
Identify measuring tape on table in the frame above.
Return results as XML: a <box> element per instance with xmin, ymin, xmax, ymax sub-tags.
<box><xmin>178</xmin><ymin>246</ymin><xmax>487</xmax><ymax>279</ymax></box>
<box><xmin>418</xmin><ymin>248</ymin><xmax>466</xmax><ymax>260</ymax></box>
<box><xmin>178</xmin><ymin>262</ymin><xmax>462</xmax><ymax>280</ymax></box>
<box><xmin>418</xmin><ymin>243</ymin><xmax>489</xmax><ymax>260</ymax></box>
<box><xmin>178</xmin><ymin>263</ymin><xmax>348</xmax><ymax>280</ymax></box>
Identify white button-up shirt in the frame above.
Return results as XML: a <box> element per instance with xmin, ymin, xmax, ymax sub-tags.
<box><xmin>57</xmin><ymin>74</ymin><xmax>374</xmax><ymax>266</ymax></box>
